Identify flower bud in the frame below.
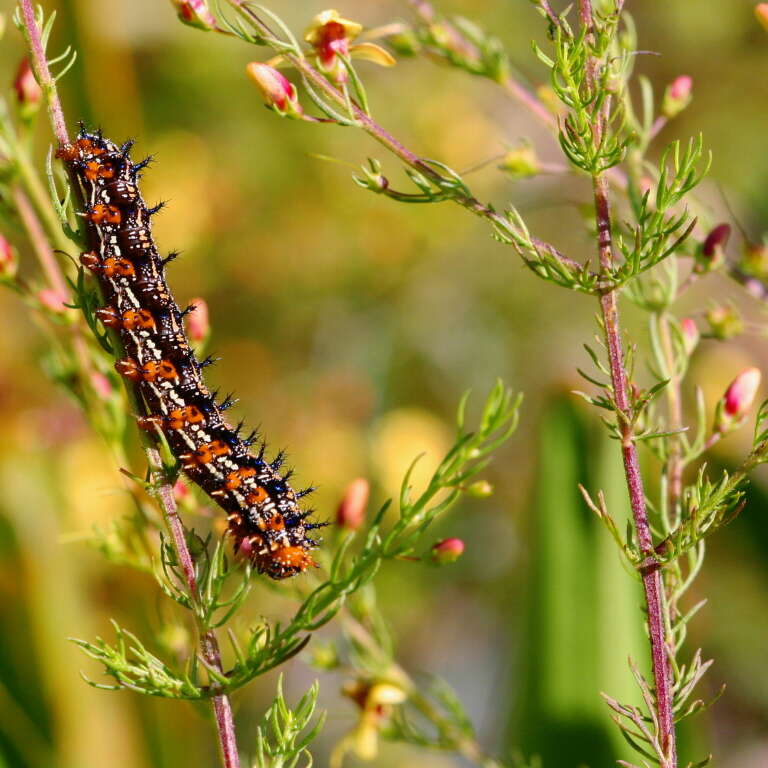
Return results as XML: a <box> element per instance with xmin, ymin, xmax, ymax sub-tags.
<box><xmin>0</xmin><ymin>234</ymin><xmax>17</xmax><ymax>279</ymax></box>
<box><xmin>90</xmin><ymin>371</ymin><xmax>113</xmax><ymax>400</ymax></box>
<box><xmin>679</xmin><ymin>317</ymin><xmax>700</xmax><ymax>356</ymax></box>
<box><xmin>336</xmin><ymin>477</ymin><xmax>369</xmax><ymax>530</ymax></box>
<box><xmin>14</xmin><ymin>58</ymin><xmax>42</xmax><ymax>118</ymax></box>
<box><xmin>705</xmin><ymin>303</ymin><xmax>743</xmax><ymax>340</ymax></box>
<box><xmin>174</xmin><ymin>479</ymin><xmax>191</xmax><ymax>503</ymax></box>
<box><xmin>430</xmin><ymin>537</ymin><xmax>464</xmax><ymax>565</ymax></box>
<box><xmin>499</xmin><ymin>143</ymin><xmax>539</xmax><ymax>178</ymax></box>
<box><xmin>170</xmin><ymin>0</ymin><xmax>217</xmax><ymax>31</ymax></box>
<box><xmin>185</xmin><ymin>297</ymin><xmax>209</xmax><ymax>343</ymax></box>
<box><xmin>724</xmin><ymin>368</ymin><xmax>761</xmax><ymax>417</ymax></box>
<box><xmin>756</xmin><ymin>4</ymin><xmax>768</xmax><ymax>31</ymax></box>
<box><xmin>37</xmin><ymin>288</ymin><xmax>68</xmax><ymax>314</ymax></box>
<box><xmin>246</xmin><ymin>63</ymin><xmax>304</xmax><ymax>117</ymax></box>
<box><xmin>695</xmin><ymin>223</ymin><xmax>730</xmax><ymax>272</ymax></box>
<box><xmin>715</xmin><ymin>367</ymin><xmax>762</xmax><ymax>433</ymax></box>
<box><xmin>466</xmin><ymin>480</ymin><xmax>494</xmax><ymax>498</ymax></box>
<box><xmin>662</xmin><ymin>75</ymin><xmax>692</xmax><ymax>118</ymax></box>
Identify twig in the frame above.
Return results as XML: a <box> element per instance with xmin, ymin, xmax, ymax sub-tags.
<box><xmin>580</xmin><ymin>0</ymin><xmax>677</xmax><ymax>762</ymax></box>
<box><xmin>227</xmin><ymin>0</ymin><xmax>584</xmax><ymax>278</ymax></box>
<box><xmin>16</xmin><ymin>3</ymin><xmax>241</xmax><ymax>766</ymax></box>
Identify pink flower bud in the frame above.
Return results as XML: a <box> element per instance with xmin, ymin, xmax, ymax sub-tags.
<box><xmin>14</xmin><ymin>58</ymin><xmax>42</xmax><ymax>116</ymax></box>
<box><xmin>174</xmin><ymin>479</ymin><xmax>191</xmax><ymax>502</ymax></box>
<box><xmin>170</xmin><ymin>0</ymin><xmax>217</xmax><ymax>31</ymax></box>
<box><xmin>90</xmin><ymin>372</ymin><xmax>113</xmax><ymax>400</ymax></box>
<box><xmin>756</xmin><ymin>4</ymin><xmax>768</xmax><ymax>32</ymax></box>
<box><xmin>695</xmin><ymin>223</ymin><xmax>730</xmax><ymax>274</ymax></box>
<box><xmin>431</xmin><ymin>537</ymin><xmax>464</xmax><ymax>565</ymax></box>
<box><xmin>38</xmin><ymin>288</ymin><xmax>68</xmax><ymax>314</ymax></box>
<box><xmin>246</xmin><ymin>63</ymin><xmax>303</xmax><ymax>116</ymax></box>
<box><xmin>662</xmin><ymin>75</ymin><xmax>693</xmax><ymax>118</ymax></box>
<box><xmin>724</xmin><ymin>367</ymin><xmax>761</xmax><ymax>418</ymax></box>
<box><xmin>0</xmin><ymin>234</ymin><xmax>17</xmax><ymax>279</ymax></box>
<box><xmin>702</xmin><ymin>223</ymin><xmax>731</xmax><ymax>259</ymax></box>
<box><xmin>680</xmin><ymin>317</ymin><xmax>700</xmax><ymax>356</ymax></box>
<box><xmin>336</xmin><ymin>477</ymin><xmax>369</xmax><ymax>530</ymax></box>
<box><xmin>185</xmin><ymin>297</ymin><xmax>209</xmax><ymax>343</ymax></box>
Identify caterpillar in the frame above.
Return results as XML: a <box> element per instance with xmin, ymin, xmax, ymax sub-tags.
<box><xmin>58</xmin><ymin>128</ymin><xmax>321</xmax><ymax>579</ymax></box>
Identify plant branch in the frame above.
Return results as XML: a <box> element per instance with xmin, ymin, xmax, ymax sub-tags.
<box><xmin>581</xmin><ymin>0</ymin><xmax>677</xmax><ymax>759</ymax></box>
<box><xmin>16</xmin><ymin>3</ymin><xmax>241</xmax><ymax>766</ymax></box>
<box><xmin>227</xmin><ymin>0</ymin><xmax>585</xmax><ymax>277</ymax></box>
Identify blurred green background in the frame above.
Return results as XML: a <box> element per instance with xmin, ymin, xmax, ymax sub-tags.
<box><xmin>1</xmin><ymin>1</ymin><xmax>767</xmax><ymax>766</ymax></box>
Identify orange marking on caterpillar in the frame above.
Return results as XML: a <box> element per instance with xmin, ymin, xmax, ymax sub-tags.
<box><xmin>102</xmin><ymin>257</ymin><xmax>135</xmax><ymax>278</ymax></box>
<box><xmin>88</xmin><ymin>204</ymin><xmax>122</xmax><ymax>225</ymax></box>
<box><xmin>84</xmin><ymin>160</ymin><xmax>115</xmax><ymax>181</ymax></box>
<box><xmin>141</xmin><ymin>360</ymin><xmax>179</xmax><ymax>382</ymax></box>
<box><xmin>270</xmin><ymin>546</ymin><xmax>316</xmax><ymax>572</ymax></box>
<box><xmin>246</xmin><ymin>486</ymin><xmax>269</xmax><ymax>505</ymax></box>
<box><xmin>95</xmin><ymin>306</ymin><xmax>121</xmax><ymax>328</ymax></box>
<box><xmin>122</xmin><ymin>308</ymin><xmax>155</xmax><ymax>330</ymax></box>
<box><xmin>224</xmin><ymin>467</ymin><xmax>257</xmax><ymax>490</ymax></box>
<box><xmin>115</xmin><ymin>357</ymin><xmax>141</xmax><ymax>381</ymax></box>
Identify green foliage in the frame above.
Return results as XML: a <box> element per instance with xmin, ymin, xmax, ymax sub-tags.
<box><xmin>253</xmin><ymin>676</ymin><xmax>325</xmax><ymax>768</ymax></box>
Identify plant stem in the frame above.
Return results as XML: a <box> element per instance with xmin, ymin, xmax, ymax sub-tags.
<box><xmin>227</xmin><ymin>0</ymin><xmax>583</xmax><ymax>276</ymax></box>
<box><xmin>16</xmin><ymin>3</ymin><xmax>241</xmax><ymax>765</ymax></box>
<box><xmin>594</xmin><ymin>168</ymin><xmax>677</xmax><ymax>768</ymax></box>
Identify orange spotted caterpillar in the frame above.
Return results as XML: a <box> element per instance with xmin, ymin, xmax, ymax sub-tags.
<box><xmin>58</xmin><ymin>128</ymin><xmax>321</xmax><ymax>579</ymax></box>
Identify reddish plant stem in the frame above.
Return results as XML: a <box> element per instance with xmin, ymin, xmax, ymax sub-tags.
<box><xmin>17</xmin><ymin>3</ymin><xmax>241</xmax><ymax>766</ymax></box>
<box><xmin>594</xmin><ymin>175</ymin><xmax>677</xmax><ymax>766</ymax></box>
<box><xmin>229</xmin><ymin>0</ymin><xmax>582</xmax><ymax>276</ymax></box>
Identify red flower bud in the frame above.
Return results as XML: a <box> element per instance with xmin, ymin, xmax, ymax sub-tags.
<box><xmin>170</xmin><ymin>0</ymin><xmax>217</xmax><ymax>31</ymax></box>
<box><xmin>336</xmin><ymin>477</ymin><xmax>369</xmax><ymax>530</ymax></box>
<box><xmin>14</xmin><ymin>58</ymin><xmax>42</xmax><ymax>116</ymax></box>
<box><xmin>430</xmin><ymin>537</ymin><xmax>464</xmax><ymax>565</ymax></box>
<box><xmin>662</xmin><ymin>75</ymin><xmax>693</xmax><ymax>118</ymax></box>
<box><xmin>724</xmin><ymin>367</ymin><xmax>761</xmax><ymax>418</ymax></box>
<box><xmin>702</xmin><ymin>223</ymin><xmax>731</xmax><ymax>258</ymax></box>
<box><xmin>185</xmin><ymin>297</ymin><xmax>209</xmax><ymax>343</ymax></box>
<box><xmin>680</xmin><ymin>317</ymin><xmax>700</xmax><ymax>356</ymax></box>
<box><xmin>246</xmin><ymin>63</ymin><xmax>303</xmax><ymax>117</ymax></box>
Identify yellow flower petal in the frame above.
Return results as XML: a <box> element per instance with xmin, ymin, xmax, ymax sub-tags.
<box><xmin>349</xmin><ymin>42</ymin><xmax>396</xmax><ymax>67</ymax></box>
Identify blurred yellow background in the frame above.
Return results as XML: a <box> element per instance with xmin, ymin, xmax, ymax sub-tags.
<box><xmin>1</xmin><ymin>1</ymin><xmax>767</xmax><ymax>767</ymax></box>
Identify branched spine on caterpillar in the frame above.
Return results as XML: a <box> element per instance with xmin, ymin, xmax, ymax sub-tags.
<box><xmin>58</xmin><ymin>128</ymin><xmax>321</xmax><ymax>579</ymax></box>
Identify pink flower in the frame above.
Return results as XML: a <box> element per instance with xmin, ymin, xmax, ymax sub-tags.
<box><xmin>246</xmin><ymin>63</ymin><xmax>303</xmax><ymax>117</ymax></box>
<box><xmin>38</xmin><ymin>288</ymin><xmax>68</xmax><ymax>314</ymax></box>
<box><xmin>662</xmin><ymin>75</ymin><xmax>693</xmax><ymax>118</ymax></box>
<box><xmin>680</xmin><ymin>317</ymin><xmax>700</xmax><ymax>356</ymax></box>
<box><xmin>170</xmin><ymin>0</ymin><xmax>217</xmax><ymax>31</ymax></box>
<box><xmin>185</xmin><ymin>297</ymin><xmax>209</xmax><ymax>343</ymax></box>
<box><xmin>723</xmin><ymin>367</ymin><xmax>761</xmax><ymax>418</ymax></box>
<box><xmin>336</xmin><ymin>477</ymin><xmax>369</xmax><ymax>530</ymax></box>
<box><xmin>14</xmin><ymin>58</ymin><xmax>42</xmax><ymax>115</ymax></box>
<box><xmin>431</xmin><ymin>537</ymin><xmax>464</xmax><ymax>565</ymax></box>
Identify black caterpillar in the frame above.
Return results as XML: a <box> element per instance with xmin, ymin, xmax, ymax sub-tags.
<box><xmin>58</xmin><ymin>129</ymin><xmax>320</xmax><ymax>579</ymax></box>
